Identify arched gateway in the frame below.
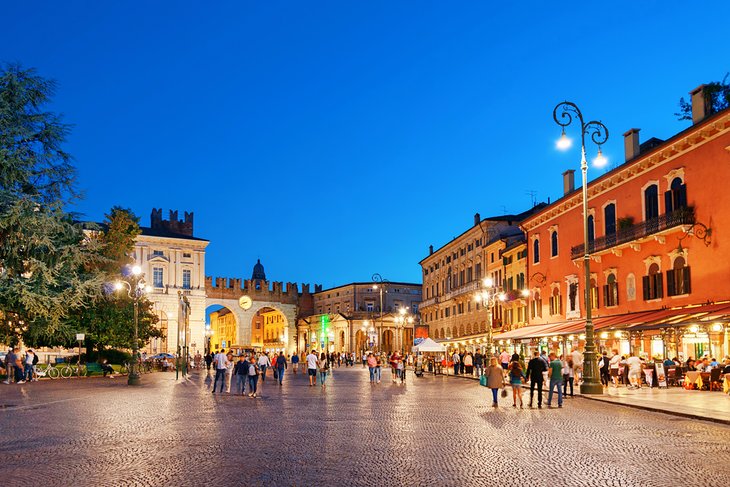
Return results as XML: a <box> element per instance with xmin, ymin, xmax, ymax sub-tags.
<box><xmin>205</xmin><ymin>260</ymin><xmax>316</xmax><ymax>356</ymax></box>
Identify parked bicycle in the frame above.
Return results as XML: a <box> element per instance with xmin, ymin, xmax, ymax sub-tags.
<box><xmin>35</xmin><ymin>363</ymin><xmax>60</xmax><ymax>379</ymax></box>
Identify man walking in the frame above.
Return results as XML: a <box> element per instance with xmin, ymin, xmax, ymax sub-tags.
<box><xmin>204</xmin><ymin>352</ymin><xmax>213</xmax><ymax>371</ymax></box>
<box><xmin>571</xmin><ymin>348</ymin><xmax>584</xmax><ymax>384</ymax></box>
<box><xmin>212</xmin><ymin>349</ymin><xmax>229</xmax><ymax>394</ymax></box>
<box><xmin>258</xmin><ymin>352</ymin><xmax>271</xmax><ymax>383</ymax></box>
<box><xmin>525</xmin><ymin>351</ymin><xmax>547</xmax><ymax>408</ymax></box>
<box><xmin>452</xmin><ymin>350</ymin><xmax>461</xmax><ymax>375</ymax></box>
<box><xmin>306</xmin><ymin>349</ymin><xmax>318</xmax><ymax>386</ymax></box>
<box><xmin>233</xmin><ymin>355</ymin><xmax>247</xmax><ymax>395</ymax></box>
<box><xmin>474</xmin><ymin>351</ymin><xmax>484</xmax><ymax>377</ymax></box>
<box><xmin>499</xmin><ymin>349</ymin><xmax>510</xmax><ymax>370</ymax></box>
<box><xmin>547</xmin><ymin>352</ymin><xmax>563</xmax><ymax>408</ymax></box>
<box><xmin>291</xmin><ymin>352</ymin><xmax>299</xmax><ymax>375</ymax></box>
<box><xmin>24</xmin><ymin>349</ymin><xmax>36</xmax><ymax>382</ymax></box>
<box><xmin>275</xmin><ymin>352</ymin><xmax>287</xmax><ymax>386</ymax></box>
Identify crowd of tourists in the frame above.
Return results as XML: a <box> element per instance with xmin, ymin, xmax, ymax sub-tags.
<box><xmin>364</xmin><ymin>350</ymin><xmax>408</xmax><ymax>384</ymax></box>
<box><xmin>2</xmin><ymin>347</ymin><xmax>39</xmax><ymax>384</ymax></box>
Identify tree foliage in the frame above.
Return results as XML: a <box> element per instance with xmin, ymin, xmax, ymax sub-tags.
<box><xmin>676</xmin><ymin>73</ymin><xmax>730</xmax><ymax>121</ymax></box>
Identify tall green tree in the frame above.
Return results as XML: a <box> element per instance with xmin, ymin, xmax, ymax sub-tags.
<box><xmin>0</xmin><ymin>64</ymin><xmax>100</xmax><ymax>344</ymax></box>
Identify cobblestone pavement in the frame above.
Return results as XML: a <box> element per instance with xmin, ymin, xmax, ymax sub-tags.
<box><xmin>1</xmin><ymin>367</ymin><xmax>729</xmax><ymax>486</ymax></box>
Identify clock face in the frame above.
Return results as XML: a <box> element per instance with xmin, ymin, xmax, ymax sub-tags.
<box><xmin>239</xmin><ymin>295</ymin><xmax>252</xmax><ymax>310</ymax></box>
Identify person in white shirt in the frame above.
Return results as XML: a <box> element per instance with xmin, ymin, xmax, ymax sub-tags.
<box><xmin>257</xmin><ymin>353</ymin><xmax>271</xmax><ymax>383</ymax></box>
<box><xmin>212</xmin><ymin>349</ymin><xmax>229</xmax><ymax>394</ymax></box>
<box><xmin>225</xmin><ymin>352</ymin><xmax>234</xmax><ymax>393</ymax></box>
<box><xmin>571</xmin><ymin>349</ymin><xmax>584</xmax><ymax>383</ymax></box>
<box><xmin>626</xmin><ymin>353</ymin><xmax>643</xmax><ymax>389</ymax></box>
<box><xmin>609</xmin><ymin>350</ymin><xmax>621</xmax><ymax>387</ymax></box>
<box><xmin>306</xmin><ymin>350</ymin><xmax>318</xmax><ymax>386</ymax></box>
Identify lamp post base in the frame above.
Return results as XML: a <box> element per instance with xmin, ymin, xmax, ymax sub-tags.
<box><xmin>580</xmin><ymin>380</ymin><xmax>603</xmax><ymax>395</ymax></box>
<box><xmin>127</xmin><ymin>371</ymin><xmax>141</xmax><ymax>386</ymax></box>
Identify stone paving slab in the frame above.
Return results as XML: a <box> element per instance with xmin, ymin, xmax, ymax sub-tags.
<box><xmin>0</xmin><ymin>367</ymin><xmax>729</xmax><ymax>486</ymax></box>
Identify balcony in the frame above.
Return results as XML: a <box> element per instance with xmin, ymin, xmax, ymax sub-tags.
<box><xmin>442</xmin><ymin>280</ymin><xmax>480</xmax><ymax>302</ymax></box>
<box><xmin>571</xmin><ymin>207</ymin><xmax>695</xmax><ymax>259</ymax></box>
<box><xmin>419</xmin><ymin>297</ymin><xmax>439</xmax><ymax>308</ymax></box>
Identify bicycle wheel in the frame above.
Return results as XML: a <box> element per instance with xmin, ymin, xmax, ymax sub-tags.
<box><xmin>47</xmin><ymin>366</ymin><xmax>60</xmax><ymax>379</ymax></box>
<box><xmin>60</xmin><ymin>366</ymin><xmax>72</xmax><ymax>378</ymax></box>
<box><xmin>77</xmin><ymin>365</ymin><xmax>86</xmax><ymax>377</ymax></box>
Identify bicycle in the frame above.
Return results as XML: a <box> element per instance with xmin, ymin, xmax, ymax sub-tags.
<box><xmin>35</xmin><ymin>363</ymin><xmax>60</xmax><ymax>380</ymax></box>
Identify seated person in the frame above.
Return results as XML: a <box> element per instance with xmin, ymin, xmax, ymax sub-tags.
<box><xmin>161</xmin><ymin>358</ymin><xmax>171</xmax><ymax>370</ymax></box>
<box><xmin>663</xmin><ymin>357</ymin><xmax>674</xmax><ymax>367</ymax></box>
<box><xmin>686</xmin><ymin>358</ymin><xmax>697</xmax><ymax>371</ymax></box>
<box><xmin>722</xmin><ymin>359</ymin><xmax>730</xmax><ymax>375</ymax></box>
<box><xmin>100</xmin><ymin>359</ymin><xmax>115</xmax><ymax>378</ymax></box>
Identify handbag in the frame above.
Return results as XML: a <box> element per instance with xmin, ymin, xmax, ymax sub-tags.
<box><xmin>479</xmin><ymin>374</ymin><xmax>487</xmax><ymax>387</ymax></box>
<box><xmin>501</xmin><ymin>388</ymin><xmax>508</xmax><ymax>398</ymax></box>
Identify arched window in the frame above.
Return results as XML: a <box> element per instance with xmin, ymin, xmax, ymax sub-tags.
<box><xmin>665</xmin><ymin>177</ymin><xmax>688</xmax><ymax>213</ymax></box>
<box><xmin>667</xmin><ymin>256</ymin><xmax>691</xmax><ymax>296</ymax></box>
<box><xmin>446</xmin><ymin>327</ymin><xmax>452</xmax><ymax>338</ymax></box>
<box><xmin>465</xmin><ymin>323</ymin><xmax>472</xmax><ymax>335</ymax></box>
<box><xmin>643</xmin><ymin>263</ymin><xmax>663</xmax><ymax>300</ymax></box>
<box><xmin>644</xmin><ymin>184</ymin><xmax>659</xmax><ymax>220</ymax></box>
<box><xmin>458</xmin><ymin>325</ymin><xmax>465</xmax><ymax>337</ymax></box>
<box><xmin>531</xmin><ymin>291</ymin><xmax>542</xmax><ymax>319</ymax></box>
<box><xmin>533</xmin><ymin>239</ymin><xmax>540</xmax><ymax>264</ymax></box>
<box><xmin>604</xmin><ymin>203</ymin><xmax>616</xmax><ymax>239</ymax></box>
<box><xmin>551</xmin><ymin>231</ymin><xmax>559</xmax><ymax>257</ymax></box>
<box><xmin>603</xmin><ymin>274</ymin><xmax>619</xmax><ymax>307</ymax></box>
<box><xmin>549</xmin><ymin>288</ymin><xmax>562</xmax><ymax>315</ymax></box>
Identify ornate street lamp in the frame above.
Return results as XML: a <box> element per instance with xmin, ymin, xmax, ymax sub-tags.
<box><xmin>394</xmin><ymin>307</ymin><xmax>415</xmax><ymax>353</ymax></box>
<box><xmin>475</xmin><ymin>277</ymin><xmax>505</xmax><ymax>357</ymax></box>
<box><xmin>553</xmin><ymin>101</ymin><xmax>609</xmax><ymax>395</ymax></box>
<box><xmin>114</xmin><ymin>265</ymin><xmax>151</xmax><ymax>386</ymax></box>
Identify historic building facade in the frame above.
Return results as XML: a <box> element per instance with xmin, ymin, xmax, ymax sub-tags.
<box><xmin>508</xmin><ymin>85</ymin><xmax>730</xmax><ymax>360</ymax></box>
<box><xmin>296</xmin><ymin>281</ymin><xmax>422</xmax><ymax>355</ymax></box>
<box><xmin>134</xmin><ymin>209</ymin><xmax>209</xmax><ymax>356</ymax></box>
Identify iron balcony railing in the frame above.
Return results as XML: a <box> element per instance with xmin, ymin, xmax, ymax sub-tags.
<box><xmin>570</xmin><ymin>207</ymin><xmax>695</xmax><ymax>259</ymax></box>
<box><xmin>441</xmin><ymin>280</ymin><xmax>480</xmax><ymax>302</ymax></box>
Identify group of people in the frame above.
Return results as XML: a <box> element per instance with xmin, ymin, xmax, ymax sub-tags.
<box><xmin>364</xmin><ymin>351</ymin><xmax>407</xmax><ymax>384</ymax></box>
<box><xmin>2</xmin><ymin>347</ymin><xmax>38</xmax><ymax>384</ymax></box>
<box><xmin>478</xmin><ymin>349</ymin><xmax>585</xmax><ymax>409</ymax></box>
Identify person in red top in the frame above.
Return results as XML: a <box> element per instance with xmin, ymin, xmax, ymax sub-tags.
<box><xmin>390</xmin><ymin>352</ymin><xmax>400</xmax><ymax>383</ymax></box>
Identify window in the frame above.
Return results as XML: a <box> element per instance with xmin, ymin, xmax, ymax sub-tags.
<box><xmin>551</xmin><ymin>231</ymin><xmax>559</xmax><ymax>257</ymax></box>
<box><xmin>533</xmin><ymin>239</ymin><xmax>540</xmax><ymax>264</ymax></box>
<box><xmin>366</xmin><ymin>302</ymin><xmax>374</xmax><ymax>312</ymax></box>
<box><xmin>604</xmin><ymin>203</ymin><xmax>616</xmax><ymax>239</ymax></box>
<box><xmin>183</xmin><ymin>252</ymin><xmax>191</xmax><ymax>258</ymax></box>
<box><xmin>549</xmin><ymin>289</ymin><xmax>562</xmax><ymax>315</ymax></box>
<box><xmin>667</xmin><ymin>257</ymin><xmax>691</xmax><ymax>296</ymax></box>
<box><xmin>665</xmin><ymin>177</ymin><xmax>688</xmax><ymax>213</ymax></box>
<box><xmin>643</xmin><ymin>263</ymin><xmax>663</xmax><ymax>300</ymax></box>
<box><xmin>153</xmin><ymin>267</ymin><xmax>164</xmax><ymax>288</ymax></box>
<box><xmin>152</xmin><ymin>250</ymin><xmax>164</xmax><ymax>257</ymax></box>
<box><xmin>475</xmin><ymin>263</ymin><xmax>482</xmax><ymax>280</ymax></box>
<box><xmin>604</xmin><ymin>274</ymin><xmax>619</xmax><ymax>306</ymax></box>
<box><xmin>182</xmin><ymin>269</ymin><xmax>191</xmax><ymax>289</ymax></box>
<box><xmin>531</xmin><ymin>292</ymin><xmax>542</xmax><ymax>318</ymax></box>
<box><xmin>644</xmin><ymin>184</ymin><xmax>659</xmax><ymax>220</ymax></box>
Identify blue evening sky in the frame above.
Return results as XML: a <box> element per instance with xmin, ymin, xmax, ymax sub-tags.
<box><xmin>2</xmin><ymin>2</ymin><xmax>728</xmax><ymax>289</ymax></box>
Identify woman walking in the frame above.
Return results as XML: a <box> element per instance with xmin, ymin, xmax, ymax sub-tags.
<box><xmin>562</xmin><ymin>355</ymin><xmax>575</xmax><ymax>397</ymax></box>
<box><xmin>486</xmin><ymin>357</ymin><xmax>504</xmax><ymax>408</ymax></box>
<box><xmin>247</xmin><ymin>358</ymin><xmax>259</xmax><ymax>398</ymax></box>
<box><xmin>508</xmin><ymin>359</ymin><xmax>525</xmax><ymax>408</ymax></box>
<box><xmin>464</xmin><ymin>352</ymin><xmax>474</xmax><ymax>376</ymax></box>
<box><xmin>318</xmin><ymin>352</ymin><xmax>329</xmax><ymax>389</ymax></box>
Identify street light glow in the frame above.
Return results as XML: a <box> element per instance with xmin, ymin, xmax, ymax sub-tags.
<box><xmin>593</xmin><ymin>147</ymin><xmax>608</xmax><ymax>167</ymax></box>
<box><xmin>114</xmin><ymin>281</ymin><xmax>123</xmax><ymax>291</ymax></box>
<box><xmin>483</xmin><ymin>277</ymin><xmax>493</xmax><ymax>287</ymax></box>
<box><xmin>556</xmin><ymin>130</ymin><xmax>572</xmax><ymax>150</ymax></box>
<box><xmin>132</xmin><ymin>265</ymin><xmax>142</xmax><ymax>276</ymax></box>
<box><xmin>521</xmin><ymin>289</ymin><xmax>530</xmax><ymax>298</ymax></box>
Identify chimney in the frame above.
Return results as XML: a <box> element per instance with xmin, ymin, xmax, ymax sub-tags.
<box><xmin>474</xmin><ymin>213</ymin><xmax>480</xmax><ymax>226</ymax></box>
<box><xmin>690</xmin><ymin>85</ymin><xmax>708</xmax><ymax>124</ymax></box>
<box><xmin>562</xmin><ymin>170</ymin><xmax>575</xmax><ymax>196</ymax></box>
<box><xmin>623</xmin><ymin>128</ymin><xmax>641</xmax><ymax>162</ymax></box>
<box><xmin>429</xmin><ymin>245</ymin><xmax>434</xmax><ymax>255</ymax></box>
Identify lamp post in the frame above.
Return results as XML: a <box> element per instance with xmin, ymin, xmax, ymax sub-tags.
<box><xmin>475</xmin><ymin>277</ymin><xmax>506</xmax><ymax>358</ymax></box>
<box><xmin>372</xmin><ymin>273</ymin><xmax>389</xmax><ymax>353</ymax></box>
<box><xmin>394</xmin><ymin>307</ymin><xmax>415</xmax><ymax>353</ymax></box>
<box><xmin>114</xmin><ymin>265</ymin><xmax>151</xmax><ymax>386</ymax></box>
<box><xmin>553</xmin><ymin>101</ymin><xmax>609</xmax><ymax>395</ymax></box>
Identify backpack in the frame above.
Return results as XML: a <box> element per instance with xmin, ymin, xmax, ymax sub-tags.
<box><xmin>32</xmin><ymin>353</ymin><xmax>39</xmax><ymax>365</ymax></box>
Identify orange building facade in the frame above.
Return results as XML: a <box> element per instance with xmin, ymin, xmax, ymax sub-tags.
<box><xmin>504</xmin><ymin>90</ymin><xmax>730</xmax><ymax>361</ymax></box>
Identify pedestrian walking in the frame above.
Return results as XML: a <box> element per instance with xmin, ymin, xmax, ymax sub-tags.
<box><xmin>258</xmin><ymin>352</ymin><xmax>271</xmax><ymax>383</ymax></box>
<box><xmin>24</xmin><ymin>349</ymin><xmax>36</xmax><ymax>382</ymax></box>
<box><xmin>225</xmin><ymin>352</ymin><xmax>234</xmax><ymax>393</ymax></box>
<box><xmin>562</xmin><ymin>355</ymin><xmax>574</xmax><ymax>397</ymax></box>
<box><xmin>275</xmin><ymin>352</ymin><xmax>287</xmax><ymax>385</ymax></box>
<box><xmin>390</xmin><ymin>351</ymin><xmax>400</xmax><ymax>383</ymax></box>
<box><xmin>499</xmin><ymin>349</ymin><xmax>510</xmax><ymax>370</ymax></box>
<box><xmin>599</xmin><ymin>351</ymin><xmax>611</xmax><ymax>388</ymax></box>
<box><xmin>367</xmin><ymin>352</ymin><xmax>377</xmax><ymax>383</ymax></box>
<box><xmin>452</xmin><ymin>351</ymin><xmax>461</xmax><ymax>375</ymax></box>
<box><xmin>609</xmin><ymin>349</ymin><xmax>621</xmax><ymax>387</ymax></box>
<box><xmin>204</xmin><ymin>352</ymin><xmax>213</xmax><ymax>371</ymax></box>
<box><xmin>247</xmin><ymin>359</ymin><xmax>259</xmax><ymax>398</ymax></box>
<box><xmin>212</xmin><ymin>349</ymin><xmax>229</xmax><ymax>394</ymax></box>
<box><xmin>318</xmin><ymin>352</ymin><xmax>329</xmax><ymax>389</ymax></box>
<box><xmin>474</xmin><ymin>351</ymin><xmax>484</xmax><ymax>377</ymax></box>
<box><xmin>464</xmin><ymin>352</ymin><xmax>474</xmax><ymax>376</ymax></box>
<box><xmin>233</xmin><ymin>355</ymin><xmax>247</xmax><ymax>395</ymax></box>
<box><xmin>508</xmin><ymin>359</ymin><xmax>525</xmax><ymax>408</ymax></box>
<box><xmin>375</xmin><ymin>353</ymin><xmax>383</xmax><ymax>382</ymax></box>
<box><xmin>547</xmin><ymin>352</ymin><xmax>563</xmax><ymax>408</ymax></box>
<box><xmin>571</xmin><ymin>348</ymin><xmax>584</xmax><ymax>385</ymax></box>
<box><xmin>13</xmin><ymin>349</ymin><xmax>24</xmax><ymax>384</ymax></box>
<box><xmin>306</xmin><ymin>349</ymin><xmax>318</xmax><ymax>386</ymax></box>
<box><xmin>525</xmin><ymin>351</ymin><xmax>547</xmax><ymax>408</ymax></box>
<box><xmin>626</xmin><ymin>352</ymin><xmax>643</xmax><ymax>389</ymax></box>
<box><xmin>486</xmin><ymin>357</ymin><xmax>504</xmax><ymax>408</ymax></box>
<box><xmin>291</xmin><ymin>352</ymin><xmax>299</xmax><ymax>375</ymax></box>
